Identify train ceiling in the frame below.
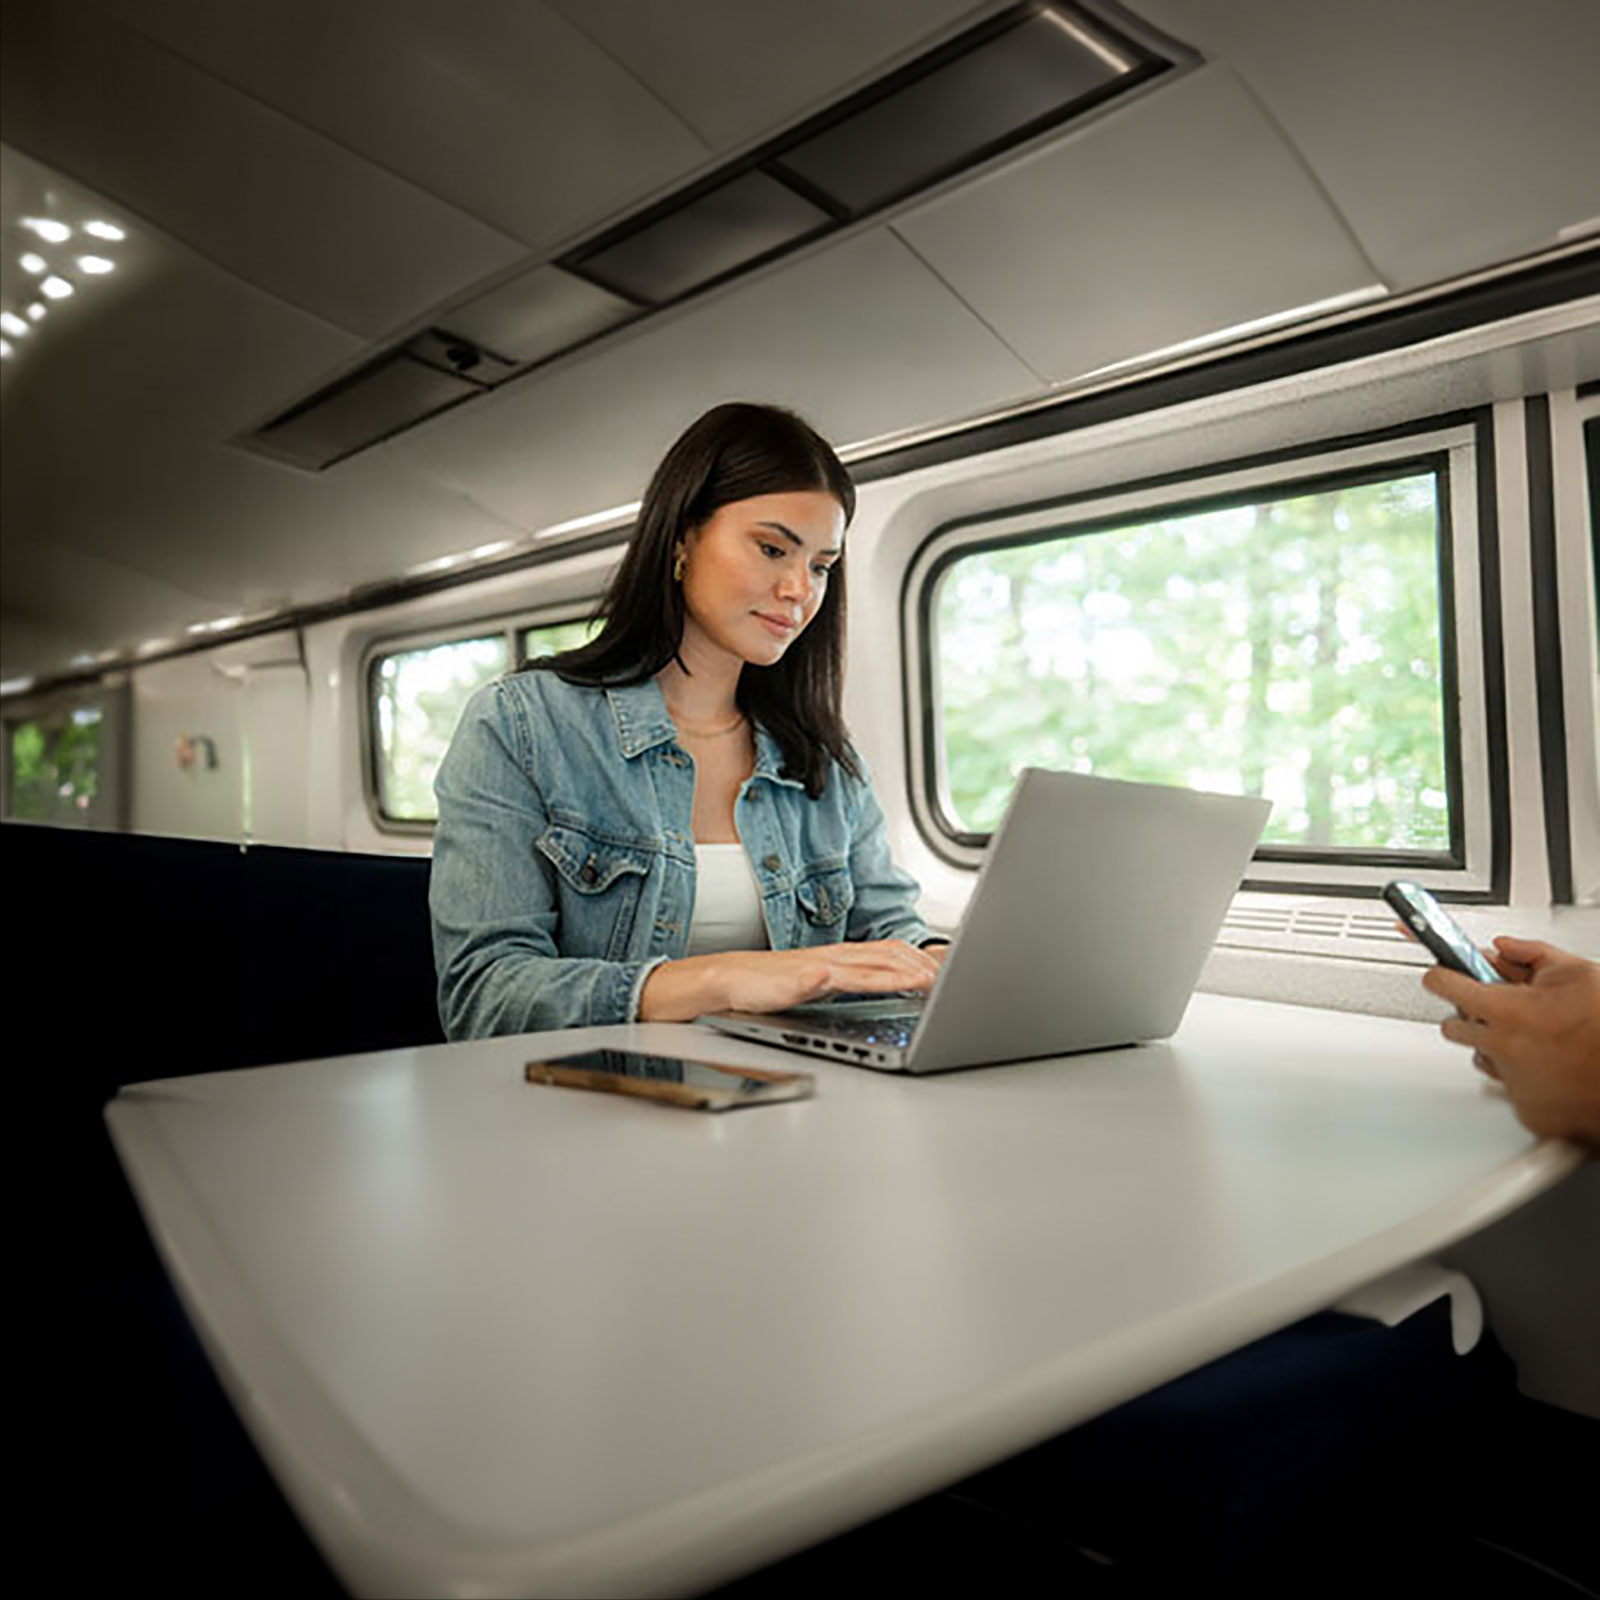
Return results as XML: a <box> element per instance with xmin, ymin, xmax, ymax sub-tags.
<box><xmin>1</xmin><ymin>0</ymin><xmax>1597</xmax><ymax>684</ymax></box>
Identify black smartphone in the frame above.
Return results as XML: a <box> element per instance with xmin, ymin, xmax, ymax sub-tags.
<box><xmin>525</xmin><ymin>1047</ymin><xmax>814</xmax><ymax>1111</ymax></box>
<box><xmin>1382</xmin><ymin>880</ymin><xmax>1503</xmax><ymax>985</ymax></box>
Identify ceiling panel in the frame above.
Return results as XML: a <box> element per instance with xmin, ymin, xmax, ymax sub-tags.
<box><xmin>6</xmin><ymin>435</ymin><xmax>520</xmax><ymax>625</ymax></box>
<box><xmin>892</xmin><ymin>65</ymin><xmax>1381</xmax><ymax>384</ymax></box>
<box><xmin>396</xmin><ymin>227</ymin><xmax>1044</xmax><ymax>534</ymax></box>
<box><xmin>0</xmin><ymin>611</ymin><xmax>93</xmax><ymax>681</ymax></box>
<box><xmin>0</xmin><ymin>532</ymin><xmax>227</xmax><ymax>663</ymax></box>
<box><xmin>94</xmin><ymin>0</ymin><xmax>715</xmax><ymax>258</ymax></box>
<box><xmin>0</xmin><ymin>0</ymin><xmax>526</xmax><ymax>336</ymax></box>
<box><xmin>543</xmin><ymin>0</ymin><xmax>999</xmax><ymax>153</ymax></box>
<box><xmin>440</xmin><ymin>267</ymin><xmax>638</xmax><ymax>366</ymax></box>
<box><xmin>1129</xmin><ymin>0</ymin><xmax>1600</xmax><ymax>289</ymax></box>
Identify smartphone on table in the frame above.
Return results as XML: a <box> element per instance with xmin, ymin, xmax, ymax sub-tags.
<box><xmin>1382</xmin><ymin>880</ymin><xmax>1503</xmax><ymax>985</ymax></box>
<box><xmin>525</xmin><ymin>1048</ymin><xmax>814</xmax><ymax>1111</ymax></box>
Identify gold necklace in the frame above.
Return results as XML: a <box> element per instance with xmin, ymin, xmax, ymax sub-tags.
<box><xmin>672</xmin><ymin>710</ymin><xmax>747</xmax><ymax>739</ymax></box>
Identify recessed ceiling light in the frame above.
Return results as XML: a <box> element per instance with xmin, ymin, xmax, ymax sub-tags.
<box><xmin>40</xmin><ymin>276</ymin><xmax>74</xmax><ymax>299</ymax></box>
<box><xmin>77</xmin><ymin>255</ymin><xmax>115</xmax><ymax>275</ymax></box>
<box><xmin>84</xmin><ymin>220</ymin><xmax>125</xmax><ymax>241</ymax></box>
<box><xmin>26</xmin><ymin>303</ymin><xmax>46</xmax><ymax>321</ymax></box>
<box><xmin>0</xmin><ymin>312</ymin><xmax>29</xmax><ymax>336</ymax></box>
<box><xmin>0</xmin><ymin>339</ymin><xmax>12</xmax><ymax>359</ymax></box>
<box><xmin>19</xmin><ymin>253</ymin><xmax>47</xmax><ymax>274</ymax></box>
<box><xmin>21</xmin><ymin>218</ymin><xmax>72</xmax><ymax>243</ymax></box>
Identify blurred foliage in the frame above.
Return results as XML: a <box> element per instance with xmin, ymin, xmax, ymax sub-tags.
<box><xmin>8</xmin><ymin>707</ymin><xmax>103</xmax><ymax>823</ymax></box>
<box><xmin>936</xmin><ymin>473</ymin><xmax>1450</xmax><ymax>851</ymax></box>
<box><xmin>376</xmin><ymin>618</ymin><xmax>601</xmax><ymax>821</ymax></box>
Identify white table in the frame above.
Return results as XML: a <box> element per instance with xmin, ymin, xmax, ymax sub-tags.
<box><xmin>105</xmin><ymin>994</ymin><xmax>1584</xmax><ymax>1598</ymax></box>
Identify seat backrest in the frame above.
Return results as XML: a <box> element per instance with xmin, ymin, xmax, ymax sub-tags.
<box><xmin>9</xmin><ymin>821</ymin><xmax>447</xmax><ymax>1278</ymax></box>
<box><xmin>6</xmin><ymin>821</ymin><xmax>444</xmax><ymax>1103</ymax></box>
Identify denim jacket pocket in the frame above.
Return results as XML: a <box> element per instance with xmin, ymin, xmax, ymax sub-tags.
<box><xmin>794</xmin><ymin>864</ymin><xmax>855</xmax><ymax>941</ymax></box>
<box><xmin>537</xmin><ymin>824</ymin><xmax>654</xmax><ymax>959</ymax></box>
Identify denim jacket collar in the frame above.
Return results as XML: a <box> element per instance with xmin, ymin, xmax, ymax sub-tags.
<box><xmin>605</xmin><ymin>678</ymin><xmax>806</xmax><ymax>790</ymax></box>
<box><xmin>605</xmin><ymin>680</ymin><xmax>676</xmax><ymax>758</ymax></box>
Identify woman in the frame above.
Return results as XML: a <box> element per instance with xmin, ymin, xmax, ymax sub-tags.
<box><xmin>429</xmin><ymin>402</ymin><xmax>948</xmax><ymax>1038</ymax></box>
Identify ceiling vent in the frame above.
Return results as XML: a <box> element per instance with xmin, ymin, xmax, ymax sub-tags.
<box><xmin>237</xmin><ymin>2</ymin><xmax>1168</xmax><ymax>470</ymax></box>
<box><xmin>236</xmin><ymin>330</ymin><xmax>517</xmax><ymax>470</ymax></box>
<box><xmin>768</xmin><ymin>6</ymin><xmax>1147</xmax><ymax>220</ymax></box>
<box><xmin>558</xmin><ymin>1</ymin><xmax>1164</xmax><ymax>309</ymax></box>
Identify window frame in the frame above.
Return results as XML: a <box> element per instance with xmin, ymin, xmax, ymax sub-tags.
<box><xmin>361</xmin><ymin>603</ymin><xmax>599</xmax><ymax>834</ymax></box>
<box><xmin>1557</xmin><ymin>387</ymin><xmax>1600</xmax><ymax>902</ymax></box>
<box><xmin>901</xmin><ymin>412</ymin><xmax>1504</xmax><ymax>897</ymax></box>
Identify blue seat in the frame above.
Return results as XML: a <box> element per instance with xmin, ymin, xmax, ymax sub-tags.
<box><xmin>946</xmin><ymin>1299</ymin><xmax>1519</xmax><ymax>1585</ymax></box>
<box><xmin>12</xmin><ymin>820</ymin><xmax>440</xmax><ymax>1595</ymax></box>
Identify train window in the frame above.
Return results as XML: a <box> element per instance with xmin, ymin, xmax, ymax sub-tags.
<box><xmin>5</xmin><ymin>704</ymin><xmax>103</xmax><ymax>825</ymax></box>
<box><xmin>372</xmin><ymin>634</ymin><xmax>509</xmax><ymax>824</ymax></box>
<box><xmin>369</xmin><ymin>614</ymin><xmax>601</xmax><ymax>828</ymax></box>
<box><xmin>906</xmin><ymin>418</ymin><xmax>1497</xmax><ymax>892</ymax></box>
<box><xmin>517</xmin><ymin>616</ymin><xmax>602</xmax><ymax>666</ymax></box>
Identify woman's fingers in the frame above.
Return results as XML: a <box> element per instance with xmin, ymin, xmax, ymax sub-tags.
<box><xmin>821</xmin><ymin>940</ymin><xmax>940</xmax><ymax>990</ymax></box>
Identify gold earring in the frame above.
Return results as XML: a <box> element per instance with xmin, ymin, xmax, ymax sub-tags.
<box><xmin>673</xmin><ymin>552</ymin><xmax>686</xmax><ymax>581</ymax></box>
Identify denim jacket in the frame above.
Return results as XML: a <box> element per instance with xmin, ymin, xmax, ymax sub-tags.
<box><xmin>429</xmin><ymin>672</ymin><xmax>934</xmax><ymax>1038</ymax></box>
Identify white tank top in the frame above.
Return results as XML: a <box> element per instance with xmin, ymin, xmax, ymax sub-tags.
<box><xmin>686</xmin><ymin>843</ymin><xmax>769</xmax><ymax>956</ymax></box>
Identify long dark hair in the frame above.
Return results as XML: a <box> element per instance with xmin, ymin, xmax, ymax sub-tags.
<box><xmin>522</xmin><ymin>402</ymin><xmax>858</xmax><ymax>798</ymax></box>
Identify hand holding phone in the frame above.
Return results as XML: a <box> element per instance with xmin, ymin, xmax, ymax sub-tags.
<box><xmin>1382</xmin><ymin>880</ymin><xmax>1503</xmax><ymax>985</ymax></box>
<box><xmin>525</xmin><ymin>1048</ymin><xmax>814</xmax><ymax>1111</ymax></box>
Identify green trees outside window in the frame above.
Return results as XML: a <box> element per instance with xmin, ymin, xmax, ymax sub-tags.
<box><xmin>376</xmin><ymin>635</ymin><xmax>508</xmax><ymax>821</ymax></box>
<box><xmin>374</xmin><ymin>617</ymin><xmax>601</xmax><ymax>823</ymax></box>
<box><xmin>934</xmin><ymin>472</ymin><xmax>1450</xmax><ymax>852</ymax></box>
<box><xmin>7</xmin><ymin>706</ymin><xmax>103</xmax><ymax>823</ymax></box>
<box><xmin>516</xmin><ymin>618</ymin><xmax>604</xmax><ymax>667</ymax></box>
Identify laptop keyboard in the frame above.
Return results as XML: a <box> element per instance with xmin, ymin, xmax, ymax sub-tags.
<box><xmin>813</xmin><ymin>1013</ymin><xmax>921</xmax><ymax>1049</ymax></box>
<box><xmin>765</xmin><ymin>992</ymin><xmax>926</xmax><ymax>1053</ymax></box>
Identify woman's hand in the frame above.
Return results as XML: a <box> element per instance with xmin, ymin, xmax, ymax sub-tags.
<box><xmin>639</xmin><ymin>939</ymin><xmax>943</xmax><ymax>1022</ymax></box>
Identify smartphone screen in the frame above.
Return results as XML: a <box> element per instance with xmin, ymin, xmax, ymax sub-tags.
<box><xmin>1382</xmin><ymin>880</ymin><xmax>1503</xmax><ymax>985</ymax></box>
<box><xmin>525</xmin><ymin>1048</ymin><xmax>814</xmax><ymax>1111</ymax></box>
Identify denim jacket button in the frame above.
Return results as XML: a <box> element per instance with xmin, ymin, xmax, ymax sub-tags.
<box><xmin>580</xmin><ymin>860</ymin><xmax>599</xmax><ymax>885</ymax></box>
<box><xmin>763</xmin><ymin>854</ymin><xmax>782</xmax><ymax>872</ymax></box>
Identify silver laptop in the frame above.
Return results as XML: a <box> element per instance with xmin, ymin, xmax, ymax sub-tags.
<box><xmin>698</xmin><ymin>768</ymin><xmax>1270</xmax><ymax>1073</ymax></box>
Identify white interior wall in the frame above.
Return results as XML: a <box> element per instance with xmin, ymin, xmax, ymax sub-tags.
<box><xmin>129</xmin><ymin>652</ymin><xmax>248</xmax><ymax>843</ymax></box>
<box><xmin>127</xmin><ymin>628</ymin><xmax>310</xmax><ymax>846</ymax></box>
